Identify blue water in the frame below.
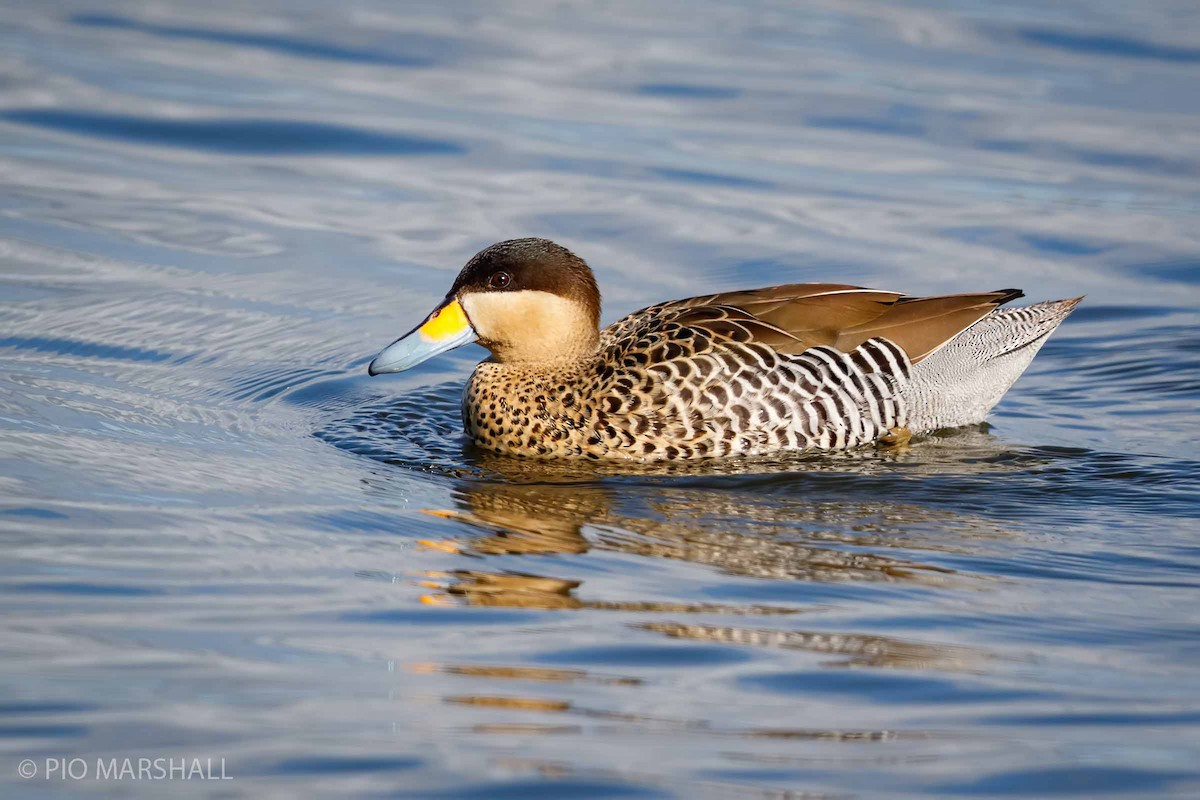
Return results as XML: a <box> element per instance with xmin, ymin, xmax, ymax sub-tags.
<box><xmin>1</xmin><ymin>1</ymin><xmax>1199</xmax><ymax>798</ymax></box>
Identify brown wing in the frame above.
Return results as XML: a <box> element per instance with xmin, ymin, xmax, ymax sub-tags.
<box><xmin>610</xmin><ymin>283</ymin><xmax>1024</xmax><ymax>363</ymax></box>
<box><xmin>835</xmin><ymin>289</ymin><xmax>1025</xmax><ymax>361</ymax></box>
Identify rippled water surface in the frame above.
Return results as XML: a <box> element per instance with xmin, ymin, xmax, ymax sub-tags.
<box><xmin>3</xmin><ymin>1</ymin><xmax>1199</xmax><ymax>797</ymax></box>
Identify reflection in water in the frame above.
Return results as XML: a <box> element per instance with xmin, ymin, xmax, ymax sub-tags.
<box><xmin>412</xmin><ymin>663</ymin><xmax>643</xmax><ymax>686</ymax></box>
<box><xmin>421</xmin><ymin>569</ymin><xmax>799</xmax><ymax>614</ymax></box>
<box><xmin>446</xmin><ymin>695</ymin><xmax>571</xmax><ymax>713</ymax></box>
<box><xmin>483</xmin><ymin>759</ymin><xmax>850</xmax><ymax>800</ymax></box>
<box><xmin>420</xmin><ymin>477</ymin><xmax>1000</xmax><ymax>587</ymax></box>
<box><xmin>421</xmin><ymin>571</ymin><xmax>581</xmax><ymax>610</ymax></box>
<box><xmin>639</xmin><ymin>622</ymin><xmax>983</xmax><ymax>671</ymax></box>
<box><xmin>435</xmin><ymin>675</ymin><xmax>936</xmax><ymax>800</ymax></box>
<box><xmin>442</xmin><ymin>688</ymin><xmax>926</xmax><ymax>741</ymax></box>
<box><xmin>405</xmin><ymin>473</ymin><xmax>997</xmax><ymax>677</ymax></box>
<box><xmin>407</xmin><ymin>478</ymin><xmax>978</xmax><ymax>615</ymax></box>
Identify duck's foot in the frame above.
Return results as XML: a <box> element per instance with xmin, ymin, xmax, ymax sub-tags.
<box><xmin>876</xmin><ymin>426</ymin><xmax>912</xmax><ymax>450</ymax></box>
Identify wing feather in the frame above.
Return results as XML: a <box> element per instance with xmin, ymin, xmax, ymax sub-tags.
<box><xmin>604</xmin><ymin>284</ymin><xmax>1024</xmax><ymax>364</ymax></box>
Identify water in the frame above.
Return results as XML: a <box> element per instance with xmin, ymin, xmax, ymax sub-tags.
<box><xmin>1</xmin><ymin>0</ymin><xmax>1199</xmax><ymax>797</ymax></box>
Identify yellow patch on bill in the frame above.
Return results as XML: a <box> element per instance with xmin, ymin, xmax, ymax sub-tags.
<box><xmin>419</xmin><ymin>299</ymin><xmax>470</xmax><ymax>342</ymax></box>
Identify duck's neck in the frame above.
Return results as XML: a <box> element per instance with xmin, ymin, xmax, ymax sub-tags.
<box><xmin>488</xmin><ymin>332</ymin><xmax>599</xmax><ymax>365</ymax></box>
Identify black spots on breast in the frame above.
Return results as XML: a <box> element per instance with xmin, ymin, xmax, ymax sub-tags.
<box><xmin>603</xmin><ymin>395</ymin><xmax>623</xmax><ymax>414</ymax></box>
<box><xmin>673</xmin><ymin>360</ymin><xmax>692</xmax><ymax>379</ymax></box>
<box><xmin>641</xmin><ymin>441</ymin><xmax>656</xmax><ymax>455</ymax></box>
<box><xmin>562</xmin><ymin>392</ymin><xmax>576</xmax><ymax>407</ymax></box>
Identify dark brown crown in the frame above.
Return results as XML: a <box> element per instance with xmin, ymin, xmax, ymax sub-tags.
<box><xmin>450</xmin><ymin>238</ymin><xmax>601</xmax><ymax>329</ymax></box>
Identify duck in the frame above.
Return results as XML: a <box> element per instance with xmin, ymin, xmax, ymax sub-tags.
<box><xmin>368</xmin><ymin>238</ymin><xmax>1081</xmax><ymax>461</ymax></box>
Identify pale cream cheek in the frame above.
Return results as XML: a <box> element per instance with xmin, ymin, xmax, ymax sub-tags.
<box><xmin>461</xmin><ymin>291</ymin><xmax>595</xmax><ymax>361</ymax></box>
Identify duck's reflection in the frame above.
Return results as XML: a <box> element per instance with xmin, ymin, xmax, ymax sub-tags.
<box><xmin>638</xmin><ymin>621</ymin><xmax>982</xmax><ymax>670</ymax></box>
<box><xmin>356</xmin><ymin>427</ymin><xmax>1027</xmax><ymax>677</ymax></box>
<box><xmin>418</xmin><ymin>478</ymin><xmax>996</xmax><ymax>594</ymax></box>
<box><xmin>405</xmin><ymin>470</ymin><xmax>1008</xmax><ymax>672</ymax></box>
<box><xmin>422</xmin><ymin>568</ymin><xmax>802</xmax><ymax>614</ymax></box>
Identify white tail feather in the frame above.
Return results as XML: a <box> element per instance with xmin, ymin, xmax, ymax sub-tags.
<box><xmin>903</xmin><ymin>297</ymin><xmax>1082</xmax><ymax>432</ymax></box>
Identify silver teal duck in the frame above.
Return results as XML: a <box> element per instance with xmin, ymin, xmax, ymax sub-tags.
<box><xmin>368</xmin><ymin>238</ymin><xmax>1081</xmax><ymax>461</ymax></box>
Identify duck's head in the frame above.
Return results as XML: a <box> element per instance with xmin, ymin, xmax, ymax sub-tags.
<box><xmin>368</xmin><ymin>238</ymin><xmax>601</xmax><ymax>375</ymax></box>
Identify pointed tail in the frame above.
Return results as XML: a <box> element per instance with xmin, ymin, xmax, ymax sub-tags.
<box><xmin>904</xmin><ymin>296</ymin><xmax>1083</xmax><ymax>432</ymax></box>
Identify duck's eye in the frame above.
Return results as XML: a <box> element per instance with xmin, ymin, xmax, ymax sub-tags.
<box><xmin>489</xmin><ymin>271</ymin><xmax>512</xmax><ymax>289</ymax></box>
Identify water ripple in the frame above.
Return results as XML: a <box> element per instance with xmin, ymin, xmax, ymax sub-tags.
<box><xmin>72</xmin><ymin>13</ymin><xmax>442</xmax><ymax>67</ymax></box>
<box><xmin>1019</xmin><ymin>27</ymin><xmax>1200</xmax><ymax>64</ymax></box>
<box><xmin>2</xmin><ymin>109</ymin><xmax>466</xmax><ymax>156</ymax></box>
